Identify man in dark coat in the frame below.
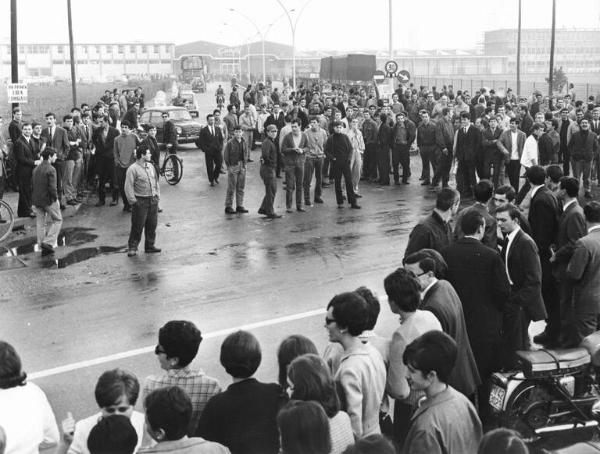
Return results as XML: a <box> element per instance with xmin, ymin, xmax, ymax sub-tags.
<box><xmin>32</xmin><ymin>147</ymin><xmax>62</xmax><ymax>255</ymax></box>
<box><xmin>455</xmin><ymin>112</ymin><xmax>482</xmax><ymax>198</ymax></box>
<box><xmin>92</xmin><ymin>115</ymin><xmax>120</xmax><ymax>206</ymax></box>
<box><xmin>442</xmin><ymin>210</ymin><xmax>510</xmax><ymax>421</ymax></box>
<box><xmin>526</xmin><ymin>166</ymin><xmax>561</xmax><ymax>347</ymax></box>
<box><xmin>403</xmin><ymin>250</ymin><xmax>481</xmax><ymax>400</ymax></box>
<box><xmin>550</xmin><ymin>177</ymin><xmax>587</xmax><ymax>346</ymax></box>
<box><xmin>41</xmin><ymin>112</ymin><xmax>70</xmax><ymax>209</ymax></box>
<box><xmin>258</xmin><ymin>125</ymin><xmax>281</xmax><ymax>219</ymax></box>
<box><xmin>496</xmin><ymin>204</ymin><xmax>547</xmax><ymax>369</ymax></box>
<box><xmin>376</xmin><ymin>114</ymin><xmax>392</xmax><ymax>185</ymax></box>
<box><xmin>453</xmin><ymin>179</ymin><xmax>498</xmax><ymax>250</ymax></box>
<box><xmin>162</xmin><ymin>112</ymin><xmax>178</xmax><ymax>154</ymax></box>
<box><xmin>405</xmin><ymin>188</ymin><xmax>459</xmax><ymax>258</ymax></box>
<box><xmin>199</xmin><ymin>114</ymin><xmax>224</xmax><ymax>186</ymax></box>
<box><xmin>324</xmin><ymin>121</ymin><xmax>360</xmax><ymax>209</ymax></box>
<box><xmin>14</xmin><ymin>123</ymin><xmax>39</xmax><ymax>217</ymax></box>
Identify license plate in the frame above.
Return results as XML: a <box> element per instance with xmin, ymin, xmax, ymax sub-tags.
<box><xmin>489</xmin><ymin>385</ymin><xmax>506</xmax><ymax>411</ymax></box>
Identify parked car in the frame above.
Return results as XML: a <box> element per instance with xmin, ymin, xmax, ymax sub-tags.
<box><xmin>139</xmin><ymin>106</ymin><xmax>202</xmax><ymax>148</ymax></box>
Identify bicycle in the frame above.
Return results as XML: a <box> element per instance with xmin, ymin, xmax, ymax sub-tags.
<box><xmin>0</xmin><ymin>199</ymin><xmax>15</xmax><ymax>243</ymax></box>
<box><xmin>160</xmin><ymin>148</ymin><xmax>183</xmax><ymax>185</ymax></box>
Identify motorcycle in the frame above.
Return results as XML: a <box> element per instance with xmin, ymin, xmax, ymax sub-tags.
<box><xmin>489</xmin><ymin>331</ymin><xmax>600</xmax><ymax>441</ymax></box>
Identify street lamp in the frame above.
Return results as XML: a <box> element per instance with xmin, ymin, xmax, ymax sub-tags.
<box><xmin>275</xmin><ymin>0</ymin><xmax>313</xmax><ymax>90</ymax></box>
<box><xmin>229</xmin><ymin>8</ymin><xmax>266</xmax><ymax>84</ymax></box>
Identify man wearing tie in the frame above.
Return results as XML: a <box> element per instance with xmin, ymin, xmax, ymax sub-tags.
<box><xmin>14</xmin><ymin>123</ymin><xmax>41</xmax><ymax>217</ymax></box>
<box><xmin>199</xmin><ymin>114</ymin><xmax>224</xmax><ymax>187</ymax></box>
<box><xmin>495</xmin><ymin>204</ymin><xmax>546</xmax><ymax>369</ymax></box>
<box><xmin>590</xmin><ymin>107</ymin><xmax>600</xmax><ymax>183</ymax></box>
<box><xmin>454</xmin><ymin>112</ymin><xmax>482</xmax><ymax>199</ymax></box>
<box><xmin>41</xmin><ymin>113</ymin><xmax>70</xmax><ymax>209</ymax></box>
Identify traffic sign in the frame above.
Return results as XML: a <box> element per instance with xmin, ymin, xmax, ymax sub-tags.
<box><xmin>7</xmin><ymin>83</ymin><xmax>28</xmax><ymax>103</ymax></box>
<box><xmin>373</xmin><ymin>70</ymin><xmax>386</xmax><ymax>84</ymax></box>
<box><xmin>397</xmin><ymin>70</ymin><xmax>411</xmax><ymax>84</ymax></box>
<box><xmin>384</xmin><ymin>61</ymin><xmax>398</xmax><ymax>77</ymax></box>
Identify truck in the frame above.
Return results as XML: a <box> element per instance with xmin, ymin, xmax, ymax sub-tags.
<box><xmin>319</xmin><ymin>54</ymin><xmax>377</xmax><ymax>84</ymax></box>
<box><xmin>177</xmin><ymin>55</ymin><xmax>206</xmax><ymax>93</ymax></box>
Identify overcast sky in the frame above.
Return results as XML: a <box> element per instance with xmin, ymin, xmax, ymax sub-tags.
<box><xmin>1</xmin><ymin>0</ymin><xmax>599</xmax><ymax>51</ymax></box>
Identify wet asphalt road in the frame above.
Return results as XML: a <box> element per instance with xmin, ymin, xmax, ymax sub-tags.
<box><xmin>0</xmin><ymin>84</ymin><xmax>591</xmax><ymax>452</ymax></box>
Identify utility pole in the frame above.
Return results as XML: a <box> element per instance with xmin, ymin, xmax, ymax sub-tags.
<box><xmin>548</xmin><ymin>0</ymin><xmax>556</xmax><ymax>99</ymax></box>
<box><xmin>10</xmin><ymin>0</ymin><xmax>18</xmax><ymax>109</ymax></box>
<box><xmin>388</xmin><ymin>0</ymin><xmax>393</xmax><ymax>59</ymax></box>
<box><xmin>516</xmin><ymin>0</ymin><xmax>522</xmax><ymax>98</ymax></box>
<box><xmin>67</xmin><ymin>0</ymin><xmax>77</xmax><ymax>107</ymax></box>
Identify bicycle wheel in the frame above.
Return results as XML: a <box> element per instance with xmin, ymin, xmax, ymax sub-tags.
<box><xmin>163</xmin><ymin>154</ymin><xmax>183</xmax><ymax>185</ymax></box>
<box><xmin>0</xmin><ymin>200</ymin><xmax>15</xmax><ymax>243</ymax></box>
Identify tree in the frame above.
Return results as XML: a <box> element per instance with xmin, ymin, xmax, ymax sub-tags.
<box><xmin>546</xmin><ymin>66</ymin><xmax>568</xmax><ymax>92</ymax></box>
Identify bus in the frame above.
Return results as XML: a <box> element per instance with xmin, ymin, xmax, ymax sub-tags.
<box><xmin>178</xmin><ymin>55</ymin><xmax>206</xmax><ymax>93</ymax></box>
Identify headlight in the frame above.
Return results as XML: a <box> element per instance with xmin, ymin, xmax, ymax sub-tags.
<box><xmin>176</xmin><ymin>126</ymin><xmax>182</xmax><ymax>134</ymax></box>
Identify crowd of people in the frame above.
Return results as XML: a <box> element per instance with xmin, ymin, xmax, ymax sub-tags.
<box><xmin>1</xmin><ymin>78</ymin><xmax>600</xmax><ymax>453</ymax></box>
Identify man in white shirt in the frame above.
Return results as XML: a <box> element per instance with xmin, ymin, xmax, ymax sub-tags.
<box><xmin>521</xmin><ymin>123</ymin><xmax>543</xmax><ymax>169</ymax></box>
<box><xmin>344</xmin><ymin>118</ymin><xmax>365</xmax><ymax>196</ymax></box>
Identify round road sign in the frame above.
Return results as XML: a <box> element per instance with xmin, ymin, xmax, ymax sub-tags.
<box><xmin>397</xmin><ymin>70</ymin><xmax>411</xmax><ymax>83</ymax></box>
<box><xmin>384</xmin><ymin>61</ymin><xmax>398</xmax><ymax>75</ymax></box>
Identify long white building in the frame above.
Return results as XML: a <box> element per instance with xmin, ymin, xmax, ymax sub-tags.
<box><xmin>0</xmin><ymin>42</ymin><xmax>175</xmax><ymax>82</ymax></box>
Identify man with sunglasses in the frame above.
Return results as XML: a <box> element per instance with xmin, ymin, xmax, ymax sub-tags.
<box><xmin>161</xmin><ymin>112</ymin><xmax>178</xmax><ymax>155</ymax></box>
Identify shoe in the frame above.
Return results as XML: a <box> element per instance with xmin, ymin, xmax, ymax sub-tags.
<box><xmin>266</xmin><ymin>213</ymin><xmax>282</xmax><ymax>219</ymax></box>
<box><xmin>394</xmin><ymin>181</ymin><xmax>402</xmax><ymax>186</ymax></box>
<box><xmin>314</xmin><ymin>198</ymin><xmax>324</xmax><ymax>204</ymax></box>
<box><xmin>338</xmin><ymin>204</ymin><xmax>344</xmax><ymax>209</ymax></box>
<box><xmin>533</xmin><ymin>332</ymin><xmax>550</xmax><ymax>345</ymax></box>
<box><xmin>29</xmin><ymin>212</ymin><xmax>36</xmax><ymax>218</ymax></box>
<box><xmin>305</xmin><ymin>201</ymin><xmax>313</xmax><ymax>206</ymax></box>
<box><xmin>123</xmin><ymin>206</ymin><xmax>132</xmax><ymax>212</ymax></box>
<box><xmin>225</xmin><ymin>207</ymin><xmax>236</xmax><ymax>214</ymax></box>
<box><xmin>258</xmin><ymin>208</ymin><xmax>267</xmax><ymax>215</ymax></box>
<box><xmin>297</xmin><ymin>207</ymin><xmax>306</xmax><ymax>212</ymax></box>
<box><xmin>585</xmin><ymin>191</ymin><xmax>593</xmax><ymax>199</ymax></box>
<box><xmin>247</xmin><ymin>158</ymin><xmax>254</xmax><ymax>162</ymax></box>
<box><xmin>127</xmin><ymin>249</ymin><xmax>137</xmax><ymax>257</ymax></box>
<box><xmin>351</xmin><ymin>204</ymin><xmax>361</xmax><ymax>209</ymax></box>
<box><xmin>220</xmin><ymin>170</ymin><xmax>226</xmax><ymax>174</ymax></box>
<box><xmin>158</xmin><ymin>207</ymin><xmax>163</xmax><ymax>213</ymax></box>
<box><xmin>145</xmin><ymin>246</ymin><xmax>161</xmax><ymax>253</ymax></box>
<box><xmin>286</xmin><ymin>208</ymin><xmax>293</xmax><ymax>213</ymax></box>
<box><xmin>60</xmin><ymin>203</ymin><xmax>66</xmax><ymax>210</ymax></box>
<box><xmin>419</xmin><ymin>176</ymin><xmax>425</xmax><ymax>181</ymax></box>
<box><xmin>41</xmin><ymin>245</ymin><xmax>55</xmax><ymax>256</ymax></box>
<box><xmin>214</xmin><ymin>179</ymin><xmax>219</xmax><ymax>184</ymax></box>
<box><xmin>236</xmin><ymin>206</ymin><xmax>248</xmax><ymax>213</ymax></box>
<box><xmin>110</xmin><ymin>201</ymin><xmax>118</xmax><ymax>206</ymax></box>
<box><xmin>67</xmin><ymin>199</ymin><xmax>77</xmax><ymax>206</ymax></box>
<box><xmin>210</xmin><ymin>182</ymin><xmax>214</xmax><ymax>187</ymax></box>
<box><xmin>95</xmin><ymin>201</ymin><xmax>105</xmax><ymax>207</ymax></box>
<box><xmin>421</xmin><ymin>180</ymin><xmax>431</xmax><ymax>186</ymax></box>
<box><xmin>355</xmin><ymin>194</ymin><xmax>362</xmax><ymax>198</ymax></box>
<box><xmin>276</xmin><ymin>175</ymin><xmax>282</xmax><ymax>179</ymax></box>
<box><xmin>403</xmin><ymin>180</ymin><xmax>410</xmax><ymax>184</ymax></box>
<box><xmin>322</xmin><ymin>182</ymin><xmax>330</xmax><ymax>188</ymax></box>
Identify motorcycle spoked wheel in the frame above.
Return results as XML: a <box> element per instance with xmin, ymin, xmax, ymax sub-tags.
<box><xmin>503</xmin><ymin>382</ymin><xmax>553</xmax><ymax>442</ymax></box>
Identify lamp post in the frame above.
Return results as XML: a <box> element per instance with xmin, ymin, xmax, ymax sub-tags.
<box><xmin>229</xmin><ymin>8</ymin><xmax>266</xmax><ymax>84</ymax></box>
<box><xmin>275</xmin><ymin>0</ymin><xmax>312</xmax><ymax>90</ymax></box>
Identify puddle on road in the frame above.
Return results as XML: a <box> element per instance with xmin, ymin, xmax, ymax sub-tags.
<box><xmin>41</xmin><ymin>246</ymin><xmax>123</xmax><ymax>269</ymax></box>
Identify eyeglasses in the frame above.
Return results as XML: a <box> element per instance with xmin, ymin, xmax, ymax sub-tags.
<box><xmin>154</xmin><ymin>344</ymin><xmax>166</xmax><ymax>355</ymax></box>
<box><xmin>325</xmin><ymin>317</ymin><xmax>336</xmax><ymax>325</ymax></box>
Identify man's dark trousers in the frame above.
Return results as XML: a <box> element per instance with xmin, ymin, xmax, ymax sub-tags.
<box><xmin>52</xmin><ymin>159</ymin><xmax>66</xmax><ymax>203</ymax></box>
<box><xmin>364</xmin><ymin>143</ymin><xmax>378</xmax><ymax>181</ymax></box>
<box><xmin>128</xmin><ymin>196</ymin><xmax>158</xmax><ymax>250</ymax></box>
<box><xmin>432</xmin><ymin>149</ymin><xmax>452</xmax><ymax>187</ymax></box>
<box><xmin>259</xmin><ymin>166</ymin><xmax>277</xmax><ymax>215</ymax></box>
<box><xmin>377</xmin><ymin>145</ymin><xmax>390</xmax><ymax>184</ymax></box>
<box><xmin>96</xmin><ymin>156</ymin><xmax>117</xmax><ymax>203</ymax></box>
<box><xmin>303</xmin><ymin>156</ymin><xmax>323</xmax><ymax>203</ymax></box>
<box><xmin>115</xmin><ymin>166</ymin><xmax>130</xmax><ymax>208</ymax></box>
<box><xmin>332</xmin><ymin>159</ymin><xmax>356</xmax><ymax>205</ymax></box>
<box><xmin>392</xmin><ymin>143</ymin><xmax>411</xmax><ymax>183</ymax></box>
<box><xmin>205</xmin><ymin>151</ymin><xmax>222</xmax><ymax>183</ymax></box>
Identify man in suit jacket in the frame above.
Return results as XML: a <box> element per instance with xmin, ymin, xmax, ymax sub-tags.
<box><xmin>8</xmin><ymin>107</ymin><xmax>22</xmax><ymax>145</ymax></box>
<box><xmin>442</xmin><ymin>210</ymin><xmax>510</xmax><ymax>420</ymax></box>
<box><xmin>551</xmin><ymin>177</ymin><xmax>587</xmax><ymax>346</ymax></box>
<box><xmin>14</xmin><ymin>123</ymin><xmax>40</xmax><ymax>217</ymax></box>
<box><xmin>454</xmin><ymin>113</ymin><xmax>482</xmax><ymax>198</ymax></box>
<box><xmin>405</xmin><ymin>188</ymin><xmax>459</xmax><ymax>258</ymax></box>
<box><xmin>403</xmin><ymin>251</ymin><xmax>481</xmax><ymax>400</ymax></box>
<box><xmin>570</xmin><ymin>119</ymin><xmax>599</xmax><ymax>199</ymax></box>
<box><xmin>454</xmin><ymin>179</ymin><xmax>498</xmax><ymax>250</ymax></box>
<box><xmin>92</xmin><ymin>115</ymin><xmax>120</xmax><ymax>206</ymax></box>
<box><xmin>557</xmin><ymin>108</ymin><xmax>574</xmax><ymax>176</ymax></box>
<box><xmin>526</xmin><ymin>166</ymin><xmax>561</xmax><ymax>346</ymax></box>
<box><xmin>497</xmin><ymin>118</ymin><xmax>526</xmax><ymax>192</ymax></box>
<box><xmin>496</xmin><ymin>204</ymin><xmax>546</xmax><ymax>369</ymax></box>
<box><xmin>590</xmin><ymin>107</ymin><xmax>600</xmax><ymax>184</ymax></box>
<box><xmin>281</xmin><ymin>119</ymin><xmax>310</xmax><ymax>212</ymax></box>
<box><xmin>41</xmin><ymin>113</ymin><xmax>70</xmax><ymax>208</ymax></box>
<box><xmin>518</xmin><ymin>105</ymin><xmax>534</xmax><ymax>137</ymax></box>
<box><xmin>565</xmin><ymin>202</ymin><xmax>600</xmax><ymax>346</ymax></box>
<box><xmin>481</xmin><ymin>116</ymin><xmax>503</xmax><ymax>183</ymax></box>
<box><xmin>199</xmin><ymin>114</ymin><xmax>224</xmax><ymax>186</ymax></box>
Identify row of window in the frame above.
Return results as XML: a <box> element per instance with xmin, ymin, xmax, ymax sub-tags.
<box><xmin>50</xmin><ymin>59</ymin><xmax>171</xmax><ymax>65</ymax></box>
<box><xmin>5</xmin><ymin>44</ymin><xmax>171</xmax><ymax>55</ymax></box>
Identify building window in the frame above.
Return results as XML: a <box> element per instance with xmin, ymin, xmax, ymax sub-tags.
<box><xmin>95</xmin><ymin>45</ymin><xmax>101</xmax><ymax>53</ymax></box>
<box><xmin>130</xmin><ymin>45</ymin><xmax>135</xmax><ymax>53</ymax></box>
<box><xmin>154</xmin><ymin>45</ymin><xmax>161</xmax><ymax>53</ymax></box>
<box><xmin>118</xmin><ymin>45</ymin><xmax>124</xmax><ymax>54</ymax></box>
<box><xmin>141</xmin><ymin>45</ymin><xmax>147</xmax><ymax>53</ymax></box>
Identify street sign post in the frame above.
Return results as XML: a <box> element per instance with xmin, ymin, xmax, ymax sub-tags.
<box><xmin>397</xmin><ymin>70</ymin><xmax>411</xmax><ymax>84</ymax></box>
<box><xmin>7</xmin><ymin>83</ymin><xmax>27</xmax><ymax>103</ymax></box>
<box><xmin>384</xmin><ymin>61</ymin><xmax>398</xmax><ymax>78</ymax></box>
<box><xmin>373</xmin><ymin>70</ymin><xmax>386</xmax><ymax>84</ymax></box>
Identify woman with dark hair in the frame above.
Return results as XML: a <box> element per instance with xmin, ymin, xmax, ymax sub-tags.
<box><xmin>276</xmin><ymin>335</ymin><xmax>318</xmax><ymax>390</ymax></box>
<box><xmin>0</xmin><ymin>341</ymin><xmax>59</xmax><ymax>454</ymax></box>
<box><xmin>277</xmin><ymin>400</ymin><xmax>331</xmax><ymax>454</ymax></box>
<box><xmin>478</xmin><ymin>428</ymin><xmax>528</xmax><ymax>454</ymax></box>
<box><xmin>287</xmin><ymin>354</ymin><xmax>353</xmax><ymax>454</ymax></box>
<box><xmin>325</xmin><ymin>292</ymin><xmax>386</xmax><ymax>437</ymax></box>
<box><xmin>196</xmin><ymin>331</ymin><xmax>287</xmax><ymax>454</ymax></box>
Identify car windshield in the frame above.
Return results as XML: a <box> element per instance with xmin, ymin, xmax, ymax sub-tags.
<box><xmin>166</xmin><ymin>110</ymin><xmax>192</xmax><ymax>121</ymax></box>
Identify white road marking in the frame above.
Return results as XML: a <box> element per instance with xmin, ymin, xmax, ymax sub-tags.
<box><xmin>29</xmin><ymin>308</ymin><xmax>326</xmax><ymax>380</ymax></box>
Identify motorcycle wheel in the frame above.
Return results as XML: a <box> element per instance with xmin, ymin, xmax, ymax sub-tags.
<box><xmin>503</xmin><ymin>381</ymin><xmax>552</xmax><ymax>442</ymax></box>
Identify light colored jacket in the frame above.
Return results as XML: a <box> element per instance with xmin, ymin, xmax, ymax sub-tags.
<box><xmin>335</xmin><ymin>342</ymin><xmax>386</xmax><ymax>437</ymax></box>
<box><xmin>139</xmin><ymin>437</ymin><xmax>230</xmax><ymax>454</ymax></box>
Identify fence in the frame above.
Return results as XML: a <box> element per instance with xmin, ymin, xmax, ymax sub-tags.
<box><xmin>411</xmin><ymin>76</ymin><xmax>600</xmax><ymax>102</ymax></box>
